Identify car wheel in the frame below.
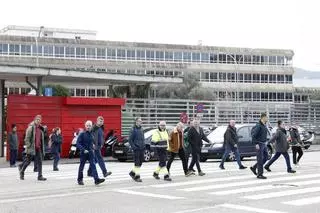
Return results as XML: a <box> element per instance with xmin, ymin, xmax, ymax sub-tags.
<box><xmin>144</xmin><ymin>149</ymin><xmax>151</xmax><ymax>162</ymax></box>
<box><xmin>200</xmin><ymin>157</ymin><xmax>207</xmax><ymax>162</ymax></box>
<box><xmin>227</xmin><ymin>151</ymin><xmax>236</xmax><ymax>161</ymax></box>
<box><xmin>118</xmin><ymin>159</ymin><xmax>127</xmax><ymax>162</ymax></box>
<box><xmin>267</xmin><ymin>147</ymin><xmax>272</xmax><ymax>160</ymax></box>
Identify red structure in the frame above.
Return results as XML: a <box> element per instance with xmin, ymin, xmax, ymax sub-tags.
<box><xmin>6</xmin><ymin>95</ymin><xmax>125</xmax><ymax>160</ymax></box>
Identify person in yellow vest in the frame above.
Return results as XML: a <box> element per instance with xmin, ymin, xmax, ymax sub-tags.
<box><xmin>151</xmin><ymin>121</ymin><xmax>171</xmax><ymax>181</ymax></box>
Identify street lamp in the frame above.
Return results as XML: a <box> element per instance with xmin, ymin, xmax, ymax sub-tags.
<box><xmin>35</xmin><ymin>26</ymin><xmax>44</xmax><ymax>67</ymax></box>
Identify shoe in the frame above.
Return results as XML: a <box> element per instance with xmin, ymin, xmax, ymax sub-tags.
<box><xmin>239</xmin><ymin>166</ymin><xmax>247</xmax><ymax>170</ymax></box>
<box><xmin>198</xmin><ymin>171</ymin><xmax>206</xmax><ymax>176</ymax></box>
<box><xmin>185</xmin><ymin>171</ymin><xmax>194</xmax><ymax>177</ymax></box>
<box><xmin>87</xmin><ymin>172</ymin><xmax>93</xmax><ymax>177</ymax></box>
<box><xmin>219</xmin><ymin>165</ymin><xmax>225</xmax><ymax>170</ymax></box>
<box><xmin>19</xmin><ymin>171</ymin><xmax>24</xmax><ymax>180</ymax></box>
<box><xmin>38</xmin><ymin>176</ymin><xmax>47</xmax><ymax>181</ymax></box>
<box><xmin>164</xmin><ymin>175</ymin><xmax>172</xmax><ymax>181</ymax></box>
<box><xmin>153</xmin><ymin>172</ymin><xmax>160</xmax><ymax>180</ymax></box>
<box><xmin>257</xmin><ymin>175</ymin><xmax>267</xmax><ymax>179</ymax></box>
<box><xmin>129</xmin><ymin>171</ymin><xmax>136</xmax><ymax>180</ymax></box>
<box><xmin>288</xmin><ymin>169</ymin><xmax>296</xmax><ymax>173</ymax></box>
<box><xmin>78</xmin><ymin>181</ymin><xmax>84</xmax><ymax>185</ymax></box>
<box><xmin>53</xmin><ymin>168</ymin><xmax>59</xmax><ymax>171</ymax></box>
<box><xmin>95</xmin><ymin>178</ymin><xmax>105</xmax><ymax>185</ymax></box>
<box><xmin>264</xmin><ymin>166</ymin><xmax>271</xmax><ymax>172</ymax></box>
<box><xmin>103</xmin><ymin>171</ymin><xmax>112</xmax><ymax>177</ymax></box>
<box><xmin>134</xmin><ymin>176</ymin><xmax>142</xmax><ymax>182</ymax></box>
<box><xmin>250</xmin><ymin>167</ymin><xmax>257</xmax><ymax>175</ymax></box>
<box><xmin>33</xmin><ymin>169</ymin><xmax>38</xmax><ymax>173</ymax></box>
<box><xmin>190</xmin><ymin>168</ymin><xmax>196</xmax><ymax>172</ymax></box>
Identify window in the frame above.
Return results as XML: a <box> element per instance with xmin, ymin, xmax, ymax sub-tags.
<box><xmin>269</xmin><ymin>74</ymin><xmax>277</xmax><ymax>83</ymax></box>
<box><xmin>285</xmin><ymin>75</ymin><xmax>292</xmax><ymax>84</ymax></box>
<box><xmin>286</xmin><ymin>93</ymin><xmax>293</xmax><ymax>101</ymax></box>
<box><xmin>127</xmin><ymin>50</ymin><xmax>136</xmax><ymax>60</ymax></box>
<box><xmin>97</xmin><ymin>48</ymin><xmax>106</xmax><ymax>59</ymax></box>
<box><xmin>263</xmin><ymin>56</ymin><xmax>269</xmax><ymax>65</ymax></box>
<box><xmin>9</xmin><ymin>44</ymin><xmax>20</xmax><ymax>55</ymax></box>
<box><xmin>146</xmin><ymin>70</ymin><xmax>154</xmax><ymax>75</ymax></box>
<box><xmin>155</xmin><ymin>70</ymin><xmax>164</xmax><ymax>76</ymax></box>
<box><xmin>227</xmin><ymin>73</ymin><xmax>236</xmax><ymax>82</ymax></box>
<box><xmin>136</xmin><ymin>50</ymin><xmax>145</xmax><ymax>60</ymax></box>
<box><xmin>237</xmin><ymin>127</ymin><xmax>250</xmax><ymax>142</ymax></box>
<box><xmin>164</xmin><ymin>71</ymin><xmax>174</xmax><ymax>76</ymax></box>
<box><xmin>69</xmin><ymin>89</ymin><xmax>75</xmax><ymax>96</ymax></box>
<box><xmin>165</xmin><ymin>51</ymin><xmax>173</xmax><ymax>61</ymax></box>
<box><xmin>21</xmin><ymin>45</ymin><xmax>31</xmax><ymax>56</ymax></box>
<box><xmin>9</xmin><ymin>88</ymin><xmax>20</xmax><ymax>94</ymax></box>
<box><xmin>183</xmin><ymin>52</ymin><xmax>191</xmax><ymax>62</ymax></box>
<box><xmin>117</xmin><ymin>49</ymin><xmax>126</xmax><ymax>60</ymax></box>
<box><xmin>174</xmin><ymin>52</ymin><xmax>182</xmax><ymax>62</ymax></box>
<box><xmin>277</xmin><ymin>93</ymin><xmax>285</xmax><ymax>101</ymax></box>
<box><xmin>21</xmin><ymin>88</ymin><xmax>31</xmax><ymax>95</ymax></box>
<box><xmin>155</xmin><ymin>51</ymin><xmax>164</xmax><ymax>61</ymax></box>
<box><xmin>201</xmin><ymin>72</ymin><xmax>209</xmax><ymax>81</ymax></box>
<box><xmin>244</xmin><ymin>55</ymin><xmax>252</xmax><ymax>64</ymax></box>
<box><xmin>239</xmin><ymin>73</ymin><xmax>244</xmax><ymax>82</ymax></box>
<box><xmin>87</xmin><ymin>48</ymin><xmax>96</xmax><ymax>59</ymax></box>
<box><xmin>261</xmin><ymin>74</ymin><xmax>268</xmax><ymax>83</ymax></box>
<box><xmin>88</xmin><ymin>89</ymin><xmax>96</xmax><ymax>97</ymax></box>
<box><xmin>261</xmin><ymin>92</ymin><xmax>268</xmax><ymax>101</ymax></box>
<box><xmin>218</xmin><ymin>54</ymin><xmax>226</xmax><ymax>63</ymax></box>
<box><xmin>210</xmin><ymin>72</ymin><xmax>218</xmax><ymax>82</ymax></box>
<box><xmin>277</xmin><ymin>74</ymin><xmax>285</xmax><ymax>83</ymax></box>
<box><xmin>253</xmin><ymin>92</ymin><xmax>261</xmax><ymax>101</ymax></box>
<box><xmin>219</xmin><ymin>73</ymin><xmax>227</xmax><ymax>82</ymax></box>
<box><xmin>0</xmin><ymin>43</ymin><xmax>8</xmax><ymax>55</ymax></box>
<box><xmin>76</xmin><ymin>88</ymin><xmax>86</xmax><ymax>96</ymax></box>
<box><xmin>269</xmin><ymin>56</ymin><xmax>277</xmax><ymax>65</ymax></box>
<box><xmin>245</xmin><ymin>92</ymin><xmax>252</xmax><ymax>101</ymax></box>
<box><xmin>66</xmin><ymin>47</ymin><xmax>75</xmax><ymax>58</ymax></box>
<box><xmin>252</xmin><ymin>55</ymin><xmax>261</xmax><ymax>64</ymax></box>
<box><xmin>75</xmin><ymin>47</ymin><xmax>85</xmax><ymax>58</ymax></box>
<box><xmin>43</xmin><ymin>45</ymin><xmax>54</xmax><ymax>57</ymax></box>
<box><xmin>201</xmin><ymin>53</ymin><xmax>209</xmax><ymax>63</ymax></box>
<box><xmin>269</xmin><ymin>92</ymin><xmax>277</xmax><ymax>101</ymax></box>
<box><xmin>253</xmin><ymin>74</ymin><xmax>260</xmax><ymax>83</ymax></box>
<box><xmin>107</xmin><ymin>48</ymin><xmax>116</xmax><ymax>59</ymax></box>
<box><xmin>236</xmin><ymin>55</ymin><xmax>244</xmax><ymax>64</ymax></box>
<box><xmin>54</xmin><ymin>46</ymin><xmax>64</xmax><ymax>58</ymax></box>
<box><xmin>192</xmin><ymin>52</ymin><xmax>200</xmax><ymax>62</ymax></box>
<box><xmin>277</xmin><ymin>56</ymin><xmax>284</xmax><ymax>65</ymax></box>
<box><xmin>146</xmin><ymin>50</ymin><xmax>155</xmax><ymax>61</ymax></box>
<box><xmin>226</xmin><ymin>54</ymin><xmax>236</xmax><ymax>64</ymax></box>
<box><xmin>32</xmin><ymin>45</ymin><xmax>42</xmax><ymax>56</ymax></box>
<box><xmin>244</xmin><ymin>74</ymin><xmax>252</xmax><ymax>83</ymax></box>
<box><xmin>97</xmin><ymin>89</ymin><xmax>106</xmax><ymax>97</ymax></box>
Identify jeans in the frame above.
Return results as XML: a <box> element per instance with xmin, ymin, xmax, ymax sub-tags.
<box><xmin>10</xmin><ymin>149</ymin><xmax>18</xmax><ymax>166</ymax></box>
<box><xmin>133</xmin><ymin>149</ymin><xmax>144</xmax><ymax>167</ymax></box>
<box><xmin>78</xmin><ymin>151</ymin><xmax>99</xmax><ymax>182</ymax></box>
<box><xmin>53</xmin><ymin>151</ymin><xmax>60</xmax><ymax>169</ymax></box>
<box><xmin>252</xmin><ymin>143</ymin><xmax>268</xmax><ymax>176</ymax></box>
<box><xmin>88</xmin><ymin>149</ymin><xmax>107</xmax><ymax>176</ymax></box>
<box><xmin>265</xmin><ymin>152</ymin><xmax>292</xmax><ymax>171</ymax></box>
<box><xmin>220</xmin><ymin>145</ymin><xmax>242</xmax><ymax>167</ymax></box>
<box><xmin>292</xmin><ymin>146</ymin><xmax>303</xmax><ymax>164</ymax></box>
<box><xmin>188</xmin><ymin>147</ymin><xmax>201</xmax><ymax>172</ymax></box>
<box><xmin>20</xmin><ymin>151</ymin><xmax>43</xmax><ymax>178</ymax></box>
<box><xmin>167</xmin><ymin>148</ymin><xmax>188</xmax><ymax>174</ymax></box>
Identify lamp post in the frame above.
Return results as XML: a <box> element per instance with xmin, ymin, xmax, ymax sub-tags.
<box><xmin>35</xmin><ymin>26</ymin><xmax>44</xmax><ymax>67</ymax></box>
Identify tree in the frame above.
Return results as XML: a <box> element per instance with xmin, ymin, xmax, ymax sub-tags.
<box><xmin>42</xmin><ymin>84</ymin><xmax>70</xmax><ymax>96</ymax></box>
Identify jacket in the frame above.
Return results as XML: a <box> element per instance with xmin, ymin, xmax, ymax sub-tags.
<box><xmin>252</xmin><ymin>120</ymin><xmax>268</xmax><ymax>144</ymax></box>
<box><xmin>224</xmin><ymin>125</ymin><xmax>238</xmax><ymax>147</ymax></box>
<box><xmin>168</xmin><ymin>127</ymin><xmax>183</xmax><ymax>153</ymax></box>
<box><xmin>8</xmin><ymin>132</ymin><xmax>19</xmax><ymax>150</ymax></box>
<box><xmin>24</xmin><ymin>122</ymin><xmax>45</xmax><ymax>155</ymax></box>
<box><xmin>92</xmin><ymin>124</ymin><xmax>104</xmax><ymax>150</ymax></box>
<box><xmin>76</xmin><ymin>130</ymin><xmax>95</xmax><ymax>153</ymax></box>
<box><xmin>51</xmin><ymin>134</ymin><xmax>63</xmax><ymax>153</ymax></box>
<box><xmin>290</xmin><ymin>128</ymin><xmax>303</xmax><ymax>147</ymax></box>
<box><xmin>151</xmin><ymin>128</ymin><xmax>169</xmax><ymax>148</ymax></box>
<box><xmin>188</xmin><ymin>126</ymin><xmax>210</xmax><ymax>153</ymax></box>
<box><xmin>128</xmin><ymin>125</ymin><xmax>145</xmax><ymax>151</ymax></box>
<box><xmin>268</xmin><ymin>127</ymin><xmax>289</xmax><ymax>152</ymax></box>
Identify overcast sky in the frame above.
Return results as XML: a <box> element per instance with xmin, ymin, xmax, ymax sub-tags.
<box><xmin>0</xmin><ymin>0</ymin><xmax>319</xmax><ymax>71</ymax></box>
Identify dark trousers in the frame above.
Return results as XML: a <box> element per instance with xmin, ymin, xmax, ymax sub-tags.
<box><xmin>20</xmin><ymin>150</ymin><xmax>43</xmax><ymax>178</ymax></box>
<box><xmin>220</xmin><ymin>145</ymin><xmax>242</xmax><ymax>167</ymax></box>
<box><xmin>10</xmin><ymin>149</ymin><xmax>18</xmax><ymax>166</ymax></box>
<box><xmin>252</xmin><ymin>143</ymin><xmax>268</xmax><ymax>176</ymax></box>
<box><xmin>184</xmin><ymin>145</ymin><xmax>192</xmax><ymax>166</ymax></box>
<box><xmin>156</xmin><ymin>147</ymin><xmax>167</xmax><ymax>168</ymax></box>
<box><xmin>188</xmin><ymin>146</ymin><xmax>202</xmax><ymax>172</ymax></box>
<box><xmin>133</xmin><ymin>149</ymin><xmax>144</xmax><ymax>167</ymax></box>
<box><xmin>88</xmin><ymin>149</ymin><xmax>107</xmax><ymax>176</ymax></box>
<box><xmin>167</xmin><ymin>148</ymin><xmax>188</xmax><ymax>174</ymax></box>
<box><xmin>52</xmin><ymin>151</ymin><xmax>60</xmax><ymax>169</ymax></box>
<box><xmin>78</xmin><ymin>151</ymin><xmax>99</xmax><ymax>182</ymax></box>
<box><xmin>292</xmin><ymin>146</ymin><xmax>303</xmax><ymax>164</ymax></box>
<box><xmin>265</xmin><ymin>152</ymin><xmax>292</xmax><ymax>171</ymax></box>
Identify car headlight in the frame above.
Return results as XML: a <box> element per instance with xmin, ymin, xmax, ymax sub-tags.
<box><xmin>212</xmin><ymin>143</ymin><xmax>223</xmax><ymax>148</ymax></box>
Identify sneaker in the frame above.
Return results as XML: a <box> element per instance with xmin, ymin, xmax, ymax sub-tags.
<box><xmin>153</xmin><ymin>172</ymin><xmax>160</xmax><ymax>180</ymax></box>
<box><xmin>198</xmin><ymin>171</ymin><xmax>206</xmax><ymax>176</ymax></box>
<box><xmin>104</xmin><ymin>171</ymin><xmax>112</xmax><ymax>177</ymax></box>
<box><xmin>95</xmin><ymin>178</ymin><xmax>105</xmax><ymax>185</ymax></box>
<box><xmin>134</xmin><ymin>176</ymin><xmax>142</xmax><ymax>182</ymax></box>
<box><xmin>239</xmin><ymin>166</ymin><xmax>247</xmax><ymax>170</ymax></box>
<box><xmin>19</xmin><ymin>171</ymin><xmax>24</xmax><ymax>180</ymax></box>
<box><xmin>264</xmin><ymin>166</ymin><xmax>271</xmax><ymax>172</ymax></box>
<box><xmin>257</xmin><ymin>175</ymin><xmax>267</xmax><ymax>179</ymax></box>
<box><xmin>164</xmin><ymin>175</ymin><xmax>172</xmax><ymax>181</ymax></box>
<box><xmin>185</xmin><ymin>171</ymin><xmax>194</xmax><ymax>177</ymax></box>
<box><xmin>53</xmin><ymin>168</ymin><xmax>59</xmax><ymax>171</ymax></box>
<box><xmin>219</xmin><ymin>165</ymin><xmax>225</xmax><ymax>170</ymax></box>
<box><xmin>288</xmin><ymin>169</ymin><xmax>296</xmax><ymax>173</ymax></box>
<box><xmin>38</xmin><ymin>176</ymin><xmax>47</xmax><ymax>181</ymax></box>
<box><xmin>250</xmin><ymin>167</ymin><xmax>257</xmax><ymax>175</ymax></box>
<box><xmin>78</xmin><ymin>181</ymin><xmax>84</xmax><ymax>185</ymax></box>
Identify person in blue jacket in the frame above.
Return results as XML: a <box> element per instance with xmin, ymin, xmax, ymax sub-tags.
<box><xmin>77</xmin><ymin>120</ymin><xmax>105</xmax><ymax>185</ymax></box>
<box><xmin>51</xmin><ymin>127</ymin><xmax>62</xmax><ymax>171</ymax></box>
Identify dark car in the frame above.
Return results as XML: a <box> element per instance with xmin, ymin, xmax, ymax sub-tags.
<box><xmin>200</xmin><ymin>124</ymin><xmax>273</xmax><ymax>162</ymax></box>
<box><xmin>113</xmin><ymin>126</ymin><xmax>174</xmax><ymax>162</ymax></box>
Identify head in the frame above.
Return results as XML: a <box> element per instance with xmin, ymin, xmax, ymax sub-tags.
<box><xmin>189</xmin><ymin>120</ymin><xmax>194</xmax><ymax>127</ymax></box>
<box><xmin>54</xmin><ymin>127</ymin><xmax>61</xmax><ymax>135</ymax></box>
<box><xmin>135</xmin><ymin>117</ymin><xmax>142</xmax><ymax>127</ymax></box>
<box><xmin>159</xmin><ymin>120</ymin><xmax>166</xmax><ymax>131</ymax></box>
<box><xmin>11</xmin><ymin>124</ymin><xmax>17</xmax><ymax>132</ymax></box>
<box><xmin>193</xmin><ymin>118</ymin><xmax>200</xmax><ymax>128</ymax></box>
<box><xmin>229</xmin><ymin>120</ymin><xmax>236</xmax><ymax>127</ymax></box>
<box><xmin>176</xmin><ymin>122</ymin><xmax>184</xmax><ymax>131</ymax></box>
<box><xmin>96</xmin><ymin>116</ymin><xmax>104</xmax><ymax>127</ymax></box>
<box><xmin>34</xmin><ymin>115</ymin><xmax>42</xmax><ymax>126</ymax></box>
<box><xmin>260</xmin><ymin>113</ymin><xmax>268</xmax><ymax>124</ymax></box>
<box><xmin>277</xmin><ymin>120</ymin><xmax>284</xmax><ymax>129</ymax></box>
<box><xmin>85</xmin><ymin>120</ymin><xmax>93</xmax><ymax>131</ymax></box>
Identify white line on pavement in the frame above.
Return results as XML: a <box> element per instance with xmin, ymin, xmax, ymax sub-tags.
<box><xmin>218</xmin><ymin>203</ymin><xmax>287</xmax><ymax>213</ymax></box>
<box><xmin>172</xmin><ymin>206</ymin><xmax>219</xmax><ymax>213</ymax></box>
<box><xmin>113</xmin><ymin>189</ymin><xmax>184</xmax><ymax>200</ymax></box>
<box><xmin>283</xmin><ymin>195</ymin><xmax>320</xmax><ymax>206</ymax></box>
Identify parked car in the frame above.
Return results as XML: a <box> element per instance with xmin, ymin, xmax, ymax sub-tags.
<box><xmin>113</xmin><ymin>126</ymin><xmax>174</xmax><ymax>162</ymax></box>
<box><xmin>200</xmin><ymin>124</ymin><xmax>273</xmax><ymax>162</ymax></box>
<box><xmin>284</xmin><ymin>126</ymin><xmax>314</xmax><ymax>150</ymax></box>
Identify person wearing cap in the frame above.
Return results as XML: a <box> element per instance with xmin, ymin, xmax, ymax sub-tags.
<box><xmin>9</xmin><ymin>124</ymin><xmax>19</xmax><ymax>167</ymax></box>
<box><xmin>151</xmin><ymin>121</ymin><xmax>171</xmax><ymax>181</ymax></box>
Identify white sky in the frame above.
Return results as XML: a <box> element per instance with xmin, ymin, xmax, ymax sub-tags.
<box><xmin>0</xmin><ymin>0</ymin><xmax>319</xmax><ymax>71</ymax></box>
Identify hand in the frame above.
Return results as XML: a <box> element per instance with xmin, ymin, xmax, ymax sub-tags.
<box><xmin>255</xmin><ymin>144</ymin><xmax>260</xmax><ymax>150</ymax></box>
<box><xmin>234</xmin><ymin>144</ymin><xmax>238</xmax><ymax>148</ymax></box>
<box><xmin>84</xmin><ymin>150</ymin><xmax>89</xmax><ymax>154</ymax></box>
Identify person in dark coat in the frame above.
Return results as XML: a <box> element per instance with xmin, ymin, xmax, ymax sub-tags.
<box><xmin>289</xmin><ymin>126</ymin><xmax>304</xmax><ymax>166</ymax></box>
<box><xmin>128</xmin><ymin>117</ymin><xmax>145</xmax><ymax>182</ymax></box>
<box><xmin>183</xmin><ymin>120</ymin><xmax>193</xmax><ymax>168</ymax></box>
<box><xmin>188</xmin><ymin>118</ymin><xmax>210</xmax><ymax>176</ymax></box>
<box><xmin>9</xmin><ymin>124</ymin><xmax>19</xmax><ymax>167</ymax></box>
<box><xmin>219</xmin><ymin>120</ymin><xmax>247</xmax><ymax>170</ymax></box>
<box><xmin>264</xmin><ymin>120</ymin><xmax>296</xmax><ymax>173</ymax></box>
<box><xmin>51</xmin><ymin>127</ymin><xmax>63</xmax><ymax>171</ymax></box>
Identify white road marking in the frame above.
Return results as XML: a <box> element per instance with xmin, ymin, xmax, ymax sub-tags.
<box><xmin>218</xmin><ymin>203</ymin><xmax>287</xmax><ymax>213</ymax></box>
<box><xmin>114</xmin><ymin>189</ymin><xmax>184</xmax><ymax>200</ymax></box>
<box><xmin>283</xmin><ymin>196</ymin><xmax>320</xmax><ymax>206</ymax></box>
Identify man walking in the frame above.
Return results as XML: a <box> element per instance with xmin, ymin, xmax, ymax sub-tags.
<box><xmin>151</xmin><ymin>121</ymin><xmax>171</xmax><ymax>181</ymax></box>
<box><xmin>219</xmin><ymin>120</ymin><xmax>247</xmax><ymax>170</ymax></box>
<box><xmin>77</xmin><ymin>120</ymin><xmax>105</xmax><ymax>185</ymax></box>
<box><xmin>290</xmin><ymin>125</ymin><xmax>304</xmax><ymax>166</ymax></box>
<box><xmin>88</xmin><ymin>116</ymin><xmax>112</xmax><ymax>178</ymax></box>
<box><xmin>128</xmin><ymin>117</ymin><xmax>145</xmax><ymax>182</ymax></box>
<box><xmin>9</xmin><ymin>124</ymin><xmax>19</xmax><ymax>167</ymax></box>
<box><xmin>18</xmin><ymin>115</ymin><xmax>47</xmax><ymax>181</ymax></box>
<box><xmin>264</xmin><ymin>120</ymin><xmax>296</xmax><ymax>173</ymax></box>
<box><xmin>250</xmin><ymin>113</ymin><xmax>269</xmax><ymax>179</ymax></box>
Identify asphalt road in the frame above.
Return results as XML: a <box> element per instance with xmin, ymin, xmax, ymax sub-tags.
<box><xmin>1</xmin><ymin>152</ymin><xmax>320</xmax><ymax>213</ymax></box>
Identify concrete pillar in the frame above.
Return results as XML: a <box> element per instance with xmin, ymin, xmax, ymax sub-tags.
<box><xmin>36</xmin><ymin>76</ymin><xmax>43</xmax><ymax>96</ymax></box>
<box><xmin>0</xmin><ymin>80</ymin><xmax>4</xmax><ymax>157</ymax></box>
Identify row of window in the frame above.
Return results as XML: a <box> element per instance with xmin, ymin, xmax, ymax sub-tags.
<box><xmin>200</xmin><ymin>73</ymin><xmax>293</xmax><ymax>84</ymax></box>
<box><xmin>0</xmin><ymin>43</ymin><xmax>292</xmax><ymax>66</ymax></box>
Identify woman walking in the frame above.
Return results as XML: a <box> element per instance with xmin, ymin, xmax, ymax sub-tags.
<box><xmin>51</xmin><ymin>127</ymin><xmax>63</xmax><ymax>171</ymax></box>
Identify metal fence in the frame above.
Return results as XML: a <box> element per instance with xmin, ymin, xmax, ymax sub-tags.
<box><xmin>124</xmin><ymin>98</ymin><xmax>320</xmax><ymax>132</ymax></box>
